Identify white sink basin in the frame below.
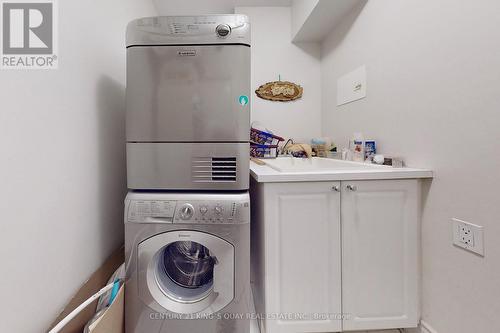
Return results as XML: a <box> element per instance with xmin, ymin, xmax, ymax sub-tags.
<box><xmin>263</xmin><ymin>157</ymin><xmax>388</xmax><ymax>173</ymax></box>
<box><xmin>250</xmin><ymin>156</ymin><xmax>432</xmax><ymax>182</ymax></box>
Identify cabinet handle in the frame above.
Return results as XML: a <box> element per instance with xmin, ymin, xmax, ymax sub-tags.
<box><xmin>332</xmin><ymin>185</ymin><xmax>340</xmax><ymax>192</ymax></box>
<box><xmin>346</xmin><ymin>184</ymin><xmax>357</xmax><ymax>191</ymax></box>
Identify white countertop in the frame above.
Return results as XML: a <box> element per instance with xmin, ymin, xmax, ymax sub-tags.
<box><xmin>250</xmin><ymin>157</ymin><xmax>433</xmax><ymax>183</ymax></box>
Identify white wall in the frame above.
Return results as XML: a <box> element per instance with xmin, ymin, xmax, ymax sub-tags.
<box><xmin>153</xmin><ymin>0</ymin><xmax>292</xmax><ymax>15</ymax></box>
<box><xmin>0</xmin><ymin>1</ymin><xmax>156</xmax><ymax>332</ymax></box>
<box><xmin>154</xmin><ymin>0</ymin><xmax>235</xmax><ymax>15</ymax></box>
<box><xmin>321</xmin><ymin>1</ymin><xmax>500</xmax><ymax>332</ymax></box>
<box><xmin>236</xmin><ymin>6</ymin><xmax>322</xmax><ymax>141</ymax></box>
<box><xmin>291</xmin><ymin>0</ymin><xmax>319</xmax><ymax>38</ymax></box>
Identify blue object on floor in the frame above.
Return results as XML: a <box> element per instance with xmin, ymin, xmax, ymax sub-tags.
<box><xmin>108</xmin><ymin>279</ymin><xmax>121</xmax><ymax>305</ymax></box>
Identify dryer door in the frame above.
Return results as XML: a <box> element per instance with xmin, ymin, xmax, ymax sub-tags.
<box><xmin>126</xmin><ymin>45</ymin><xmax>250</xmax><ymax>143</ymax></box>
<box><xmin>138</xmin><ymin>230</ymin><xmax>235</xmax><ymax>315</ymax></box>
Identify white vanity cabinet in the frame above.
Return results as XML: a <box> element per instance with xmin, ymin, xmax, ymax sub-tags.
<box><xmin>251</xmin><ymin>181</ymin><xmax>342</xmax><ymax>333</ymax></box>
<box><xmin>250</xmin><ymin>178</ymin><xmax>421</xmax><ymax>333</ymax></box>
<box><xmin>341</xmin><ymin>180</ymin><xmax>420</xmax><ymax>331</ymax></box>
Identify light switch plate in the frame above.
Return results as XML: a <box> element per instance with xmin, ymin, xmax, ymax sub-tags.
<box><xmin>337</xmin><ymin>65</ymin><xmax>366</xmax><ymax>106</ymax></box>
<box><xmin>452</xmin><ymin>218</ymin><xmax>484</xmax><ymax>256</ymax></box>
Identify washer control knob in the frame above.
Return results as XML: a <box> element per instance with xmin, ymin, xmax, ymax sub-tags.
<box><xmin>179</xmin><ymin>204</ymin><xmax>194</xmax><ymax>220</ymax></box>
<box><xmin>216</xmin><ymin>24</ymin><xmax>231</xmax><ymax>38</ymax></box>
<box><xmin>199</xmin><ymin>205</ymin><xmax>208</xmax><ymax>215</ymax></box>
<box><xmin>214</xmin><ymin>205</ymin><xmax>224</xmax><ymax>215</ymax></box>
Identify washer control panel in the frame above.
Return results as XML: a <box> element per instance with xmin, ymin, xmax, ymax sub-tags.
<box><xmin>127</xmin><ymin>199</ymin><xmax>248</xmax><ymax>224</ymax></box>
<box><xmin>173</xmin><ymin>200</ymin><xmax>247</xmax><ymax>224</ymax></box>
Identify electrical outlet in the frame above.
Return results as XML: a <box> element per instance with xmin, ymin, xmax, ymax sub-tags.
<box><xmin>459</xmin><ymin>223</ymin><xmax>474</xmax><ymax>246</ymax></box>
<box><xmin>452</xmin><ymin>218</ymin><xmax>484</xmax><ymax>256</ymax></box>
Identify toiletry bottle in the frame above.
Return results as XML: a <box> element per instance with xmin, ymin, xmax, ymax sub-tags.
<box><xmin>364</xmin><ymin>140</ymin><xmax>376</xmax><ymax>162</ymax></box>
<box><xmin>352</xmin><ymin>133</ymin><xmax>364</xmax><ymax>162</ymax></box>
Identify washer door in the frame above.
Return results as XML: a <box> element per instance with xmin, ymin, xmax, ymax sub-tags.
<box><xmin>138</xmin><ymin>230</ymin><xmax>235</xmax><ymax>315</ymax></box>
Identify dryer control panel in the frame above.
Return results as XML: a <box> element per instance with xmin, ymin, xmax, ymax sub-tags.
<box><xmin>126</xmin><ymin>197</ymin><xmax>249</xmax><ymax>225</ymax></box>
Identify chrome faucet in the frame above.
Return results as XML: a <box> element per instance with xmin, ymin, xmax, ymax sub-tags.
<box><xmin>279</xmin><ymin>138</ymin><xmax>294</xmax><ymax>155</ymax></box>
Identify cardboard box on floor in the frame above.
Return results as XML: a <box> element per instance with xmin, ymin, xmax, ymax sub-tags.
<box><xmin>48</xmin><ymin>247</ymin><xmax>125</xmax><ymax>333</ymax></box>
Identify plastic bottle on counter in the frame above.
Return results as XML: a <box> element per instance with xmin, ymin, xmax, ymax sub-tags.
<box><xmin>364</xmin><ymin>140</ymin><xmax>376</xmax><ymax>162</ymax></box>
<box><xmin>351</xmin><ymin>132</ymin><xmax>365</xmax><ymax>162</ymax></box>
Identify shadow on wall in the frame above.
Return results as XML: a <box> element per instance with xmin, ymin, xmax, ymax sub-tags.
<box><xmin>293</xmin><ymin>41</ymin><xmax>322</xmax><ymax>60</ymax></box>
<box><xmin>321</xmin><ymin>0</ymin><xmax>368</xmax><ymax>57</ymax></box>
<box><xmin>95</xmin><ymin>76</ymin><xmax>127</xmax><ymax>255</ymax></box>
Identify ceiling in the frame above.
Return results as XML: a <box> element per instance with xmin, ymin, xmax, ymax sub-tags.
<box><xmin>153</xmin><ymin>0</ymin><xmax>292</xmax><ymax>15</ymax></box>
<box><xmin>236</xmin><ymin>0</ymin><xmax>291</xmax><ymax>6</ymax></box>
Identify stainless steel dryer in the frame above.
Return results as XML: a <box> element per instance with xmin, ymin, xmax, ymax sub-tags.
<box><xmin>124</xmin><ymin>191</ymin><xmax>251</xmax><ymax>333</ymax></box>
<box><xmin>126</xmin><ymin>15</ymin><xmax>251</xmax><ymax>191</ymax></box>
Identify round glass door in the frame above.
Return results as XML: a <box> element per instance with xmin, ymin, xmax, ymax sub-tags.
<box><xmin>156</xmin><ymin>241</ymin><xmax>216</xmax><ymax>303</ymax></box>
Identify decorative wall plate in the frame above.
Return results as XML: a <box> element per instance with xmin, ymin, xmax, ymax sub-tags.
<box><xmin>255</xmin><ymin>81</ymin><xmax>303</xmax><ymax>102</ymax></box>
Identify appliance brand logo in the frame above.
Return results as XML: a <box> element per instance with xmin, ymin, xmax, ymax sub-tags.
<box><xmin>238</xmin><ymin>95</ymin><xmax>249</xmax><ymax>106</ymax></box>
<box><xmin>1</xmin><ymin>0</ymin><xmax>58</xmax><ymax>69</ymax></box>
<box><xmin>178</xmin><ymin>50</ymin><xmax>196</xmax><ymax>57</ymax></box>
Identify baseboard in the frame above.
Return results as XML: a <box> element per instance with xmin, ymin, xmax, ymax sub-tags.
<box><xmin>404</xmin><ymin>320</ymin><xmax>438</xmax><ymax>333</ymax></box>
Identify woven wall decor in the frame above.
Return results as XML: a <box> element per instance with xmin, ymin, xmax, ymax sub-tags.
<box><xmin>255</xmin><ymin>81</ymin><xmax>303</xmax><ymax>102</ymax></box>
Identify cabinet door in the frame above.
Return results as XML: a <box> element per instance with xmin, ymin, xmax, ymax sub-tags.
<box><xmin>264</xmin><ymin>182</ymin><xmax>342</xmax><ymax>333</ymax></box>
<box><xmin>341</xmin><ymin>180</ymin><xmax>420</xmax><ymax>331</ymax></box>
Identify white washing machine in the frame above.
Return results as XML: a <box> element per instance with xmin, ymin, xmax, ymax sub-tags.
<box><xmin>124</xmin><ymin>191</ymin><xmax>251</xmax><ymax>333</ymax></box>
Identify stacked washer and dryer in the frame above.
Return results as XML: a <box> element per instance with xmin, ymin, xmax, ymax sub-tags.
<box><xmin>124</xmin><ymin>15</ymin><xmax>251</xmax><ymax>333</ymax></box>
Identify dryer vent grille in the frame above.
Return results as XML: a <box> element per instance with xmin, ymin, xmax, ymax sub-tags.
<box><xmin>192</xmin><ymin>157</ymin><xmax>237</xmax><ymax>183</ymax></box>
